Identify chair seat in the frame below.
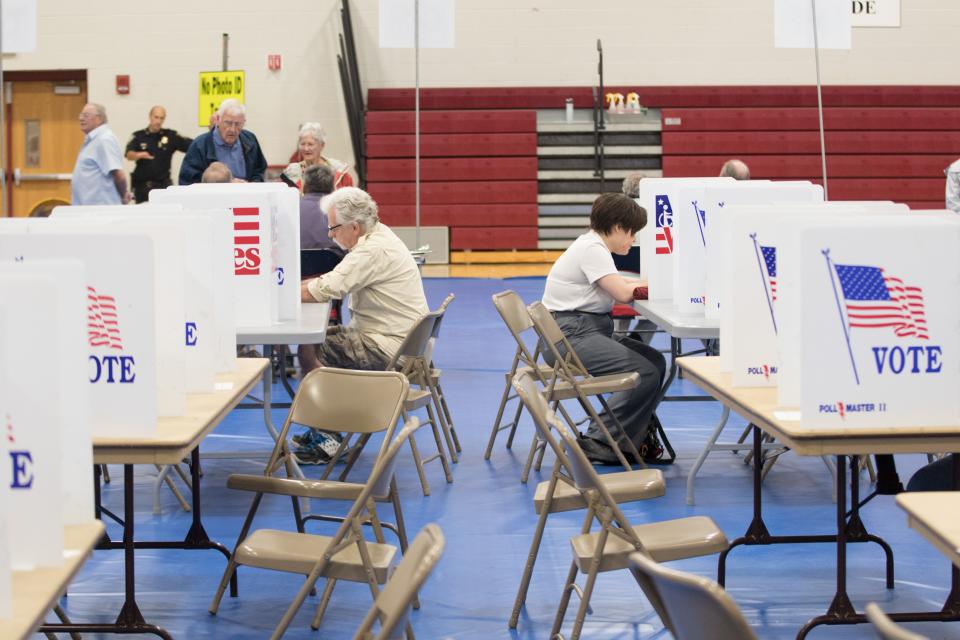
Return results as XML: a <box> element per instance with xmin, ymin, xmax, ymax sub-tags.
<box><xmin>549</xmin><ymin>372</ymin><xmax>639</xmax><ymax>400</ymax></box>
<box><xmin>570</xmin><ymin>516</ymin><xmax>728</xmax><ymax>573</ymax></box>
<box><xmin>404</xmin><ymin>388</ymin><xmax>433</xmax><ymax>410</ymax></box>
<box><xmin>534</xmin><ymin>469</ymin><xmax>665</xmax><ymax>514</ymax></box>
<box><xmin>236</xmin><ymin>529</ymin><xmax>398</xmax><ymax>583</ymax></box>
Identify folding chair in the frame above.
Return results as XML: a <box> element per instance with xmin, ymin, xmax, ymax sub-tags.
<box><xmin>526</xmin><ymin>301</ymin><xmax>646</xmax><ymax>470</ymax></box>
<box><xmin>629</xmin><ymin>552</ymin><xmax>758</xmax><ymax>640</ymax></box>
<box><xmin>417</xmin><ymin>293</ymin><xmax>461</xmax><ymax>462</ymax></box>
<box><xmin>210</xmin><ymin>419</ymin><xmax>421</xmax><ymax>639</ymax></box>
<box><xmin>527</xmin><ymin>382</ymin><xmax>727</xmax><ymax>640</ymax></box>
<box><xmin>508</xmin><ymin>371</ymin><xmax>666</xmax><ymax>629</ymax></box>
<box><xmin>352</xmin><ymin>524</ymin><xmax>445</xmax><ymax>640</ymax></box>
<box><xmin>486</xmin><ymin>290</ymin><xmax>566</xmax><ymax>481</ymax></box>
<box><xmin>865</xmin><ymin>603</ymin><xmax>929</xmax><ymax>640</ymax></box>
<box><xmin>385</xmin><ymin>310</ymin><xmax>454</xmax><ymax>496</ymax></box>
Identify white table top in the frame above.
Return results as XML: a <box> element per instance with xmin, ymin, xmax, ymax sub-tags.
<box><xmin>897</xmin><ymin>492</ymin><xmax>960</xmax><ymax>568</ymax></box>
<box><xmin>4</xmin><ymin>522</ymin><xmax>104</xmax><ymax>640</ymax></box>
<box><xmin>634</xmin><ymin>300</ymin><xmax>719</xmax><ymax>339</ymax></box>
<box><xmin>678</xmin><ymin>356</ymin><xmax>960</xmax><ymax>456</ymax></box>
<box><xmin>236</xmin><ymin>301</ymin><xmax>331</xmax><ymax>344</ymax></box>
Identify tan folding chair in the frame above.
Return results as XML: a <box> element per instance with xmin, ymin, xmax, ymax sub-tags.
<box><xmin>486</xmin><ymin>291</ymin><xmax>568</xmax><ymax>481</ymax></box>
<box><xmin>416</xmin><ymin>293</ymin><xmax>461</xmax><ymax>463</ymax></box>
<box><xmin>629</xmin><ymin>552</ymin><xmax>758</xmax><ymax>640</ymax></box>
<box><xmin>524</xmin><ymin>378</ymin><xmax>727</xmax><ymax>640</ymax></box>
<box><xmin>508</xmin><ymin>371</ymin><xmax>666</xmax><ymax>629</ymax></box>
<box><xmin>210</xmin><ymin>419</ymin><xmax>421</xmax><ymax>639</ymax></box>
<box><xmin>386</xmin><ymin>309</ymin><xmax>454</xmax><ymax>496</ymax></box>
<box><xmin>865</xmin><ymin>603</ymin><xmax>929</xmax><ymax>640</ymax></box>
<box><xmin>526</xmin><ymin>300</ymin><xmax>646</xmax><ymax>471</ymax></box>
<box><xmin>352</xmin><ymin>523</ymin><xmax>445</xmax><ymax>640</ymax></box>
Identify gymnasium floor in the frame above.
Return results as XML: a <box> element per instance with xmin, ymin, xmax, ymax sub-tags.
<box><xmin>56</xmin><ymin>277</ymin><xmax>959</xmax><ymax>639</ymax></box>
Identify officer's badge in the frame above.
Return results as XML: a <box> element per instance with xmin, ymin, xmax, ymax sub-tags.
<box><xmin>160</xmin><ymin>135</ymin><xmax>169</xmax><ymax>147</ymax></box>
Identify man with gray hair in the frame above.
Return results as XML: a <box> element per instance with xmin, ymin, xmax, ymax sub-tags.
<box><xmin>295</xmin><ymin>186</ymin><xmax>429</xmax><ymax>463</ymax></box>
<box><xmin>719</xmin><ymin>158</ymin><xmax>751</xmax><ymax>180</ymax></box>
<box><xmin>201</xmin><ymin>161</ymin><xmax>233</xmax><ymax>183</ymax></box>
<box><xmin>621</xmin><ymin>171</ymin><xmax>645</xmax><ymax>199</ymax></box>
<box><xmin>178</xmin><ymin>99</ymin><xmax>267</xmax><ymax>185</ymax></box>
<box><xmin>72</xmin><ymin>103</ymin><xmax>131</xmax><ymax>205</ymax></box>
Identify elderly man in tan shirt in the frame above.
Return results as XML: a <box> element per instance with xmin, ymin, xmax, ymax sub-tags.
<box><xmin>295</xmin><ymin>187</ymin><xmax>429</xmax><ymax>463</ymax></box>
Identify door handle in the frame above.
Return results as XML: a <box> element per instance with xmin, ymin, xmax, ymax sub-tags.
<box><xmin>13</xmin><ymin>169</ymin><xmax>72</xmax><ymax>186</ymax></box>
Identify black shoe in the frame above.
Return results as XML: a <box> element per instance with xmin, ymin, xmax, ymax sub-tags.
<box><xmin>640</xmin><ymin>430</ymin><xmax>672</xmax><ymax>465</ymax></box>
<box><xmin>576</xmin><ymin>436</ymin><xmax>622</xmax><ymax>466</ymax></box>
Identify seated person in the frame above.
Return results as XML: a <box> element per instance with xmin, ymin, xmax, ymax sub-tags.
<box><xmin>299</xmin><ymin>164</ymin><xmax>342</xmax><ymax>252</ymax></box>
<box><xmin>906</xmin><ymin>454</ymin><xmax>955</xmax><ymax>491</ymax></box>
<box><xmin>296</xmin><ymin>187</ymin><xmax>429</xmax><ymax>464</ymax></box>
<box><xmin>541</xmin><ymin>192</ymin><xmax>667</xmax><ymax>464</ymax></box>
<box><xmin>201</xmin><ymin>161</ymin><xmax>233</xmax><ymax>183</ymax></box>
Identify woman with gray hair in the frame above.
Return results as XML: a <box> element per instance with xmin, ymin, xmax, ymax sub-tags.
<box><xmin>282</xmin><ymin>122</ymin><xmax>353</xmax><ymax>192</ymax></box>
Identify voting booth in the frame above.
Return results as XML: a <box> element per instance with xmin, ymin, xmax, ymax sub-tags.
<box><xmin>798</xmin><ymin>217</ymin><xmax>960</xmax><ymax>427</ymax></box>
<box><xmin>151</xmin><ymin>183</ymin><xmax>301</xmax><ymax>327</ymax></box>
<box><xmin>635</xmin><ymin>177</ymin><xmax>733</xmax><ymax>300</ymax></box>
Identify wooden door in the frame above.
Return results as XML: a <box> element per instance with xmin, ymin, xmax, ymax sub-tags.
<box><xmin>8</xmin><ymin>80</ymin><xmax>87</xmax><ymax>217</ymax></box>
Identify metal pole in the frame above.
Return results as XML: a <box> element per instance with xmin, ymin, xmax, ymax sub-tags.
<box><xmin>222</xmin><ymin>33</ymin><xmax>229</xmax><ymax>72</ymax></box>
<box><xmin>0</xmin><ymin>0</ymin><xmax>7</xmax><ymax>217</ymax></box>
<box><xmin>810</xmin><ymin>0</ymin><xmax>829</xmax><ymax>200</ymax></box>
<box><xmin>414</xmin><ymin>0</ymin><xmax>421</xmax><ymax>248</ymax></box>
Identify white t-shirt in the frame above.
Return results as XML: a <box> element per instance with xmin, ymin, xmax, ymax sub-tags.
<box><xmin>542</xmin><ymin>231</ymin><xmax>617</xmax><ymax>313</ymax></box>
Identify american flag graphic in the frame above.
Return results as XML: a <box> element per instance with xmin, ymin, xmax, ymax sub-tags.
<box><xmin>835</xmin><ymin>264</ymin><xmax>928</xmax><ymax>340</ymax></box>
<box><xmin>761</xmin><ymin>245</ymin><xmax>777</xmax><ymax>301</ymax></box>
<box><xmin>233</xmin><ymin>207</ymin><xmax>261</xmax><ymax>275</ymax></box>
<box><xmin>87</xmin><ymin>286</ymin><xmax>123</xmax><ymax>350</ymax></box>
<box><xmin>655</xmin><ymin>195</ymin><xmax>673</xmax><ymax>255</ymax></box>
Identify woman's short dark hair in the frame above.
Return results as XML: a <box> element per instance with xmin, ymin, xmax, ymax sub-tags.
<box><xmin>589</xmin><ymin>192</ymin><xmax>647</xmax><ymax>235</ymax></box>
<box><xmin>303</xmin><ymin>163</ymin><xmax>334</xmax><ymax>195</ymax></box>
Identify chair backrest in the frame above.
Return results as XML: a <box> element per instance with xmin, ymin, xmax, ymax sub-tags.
<box><xmin>424</xmin><ymin>293</ymin><xmax>455</xmax><ymax>363</ymax></box>
<box><xmin>511</xmin><ymin>371</ymin><xmax>635</xmax><ymax>534</ymax></box>
<box><xmin>352</xmin><ymin>523</ymin><xmax>445</xmax><ymax>640</ymax></box>
<box><xmin>526</xmin><ymin>301</ymin><xmax>590</xmax><ymax>378</ymax></box>
<box><xmin>387</xmin><ymin>312</ymin><xmax>438</xmax><ymax>369</ymax></box>
<box><xmin>629</xmin><ymin>552</ymin><xmax>759</xmax><ymax>640</ymax></box>
<box><xmin>301</xmin><ymin>248</ymin><xmax>343</xmax><ymax>277</ymax></box>
<box><xmin>290</xmin><ymin>368</ymin><xmax>408</xmax><ymax>436</ymax></box>
<box><xmin>493</xmin><ymin>290</ymin><xmax>534</xmax><ymax>336</ymax></box>
<box><xmin>865</xmin><ymin>603</ymin><xmax>928</xmax><ymax>640</ymax></box>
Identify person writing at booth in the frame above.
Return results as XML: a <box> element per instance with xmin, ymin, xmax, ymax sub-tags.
<box><xmin>541</xmin><ymin>192</ymin><xmax>667</xmax><ymax>465</ymax></box>
<box><xmin>296</xmin><ymin>187</ymin><xmax>428</xmax><ymax>464</ymax></box>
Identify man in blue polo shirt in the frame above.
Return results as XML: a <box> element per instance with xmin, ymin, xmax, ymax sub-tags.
<box><xmin>71</xmin><ymin>103</ymin><xmax>131</xmax><ymax>205</ymax></box>
<box><xmin>178</xmin><ymin>99</ymin><xmax>267</xmax><ymax>186</ymax></box>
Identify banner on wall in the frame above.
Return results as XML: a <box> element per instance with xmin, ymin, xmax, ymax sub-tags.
<box><xmin>379</xmin><ymin>0</ymin><xmax>455</xmax><ymax>48</ymax></box>
<box><xmin>774</xmin><ymin>0</ymin><xmax>851</xmax><ymax>49</ymax></box>
<box><xmin>851</xmin><ymin>0</ymin><xmax>900</xmax><ymax>28</ymax></box>
<box><xmin>198</xmin><ymin>71</ymin><xmax>245</xmax><ymax>127</ymax></box>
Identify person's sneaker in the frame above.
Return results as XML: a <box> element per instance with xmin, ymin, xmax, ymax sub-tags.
<box><xmin>576</xmin><ymin>436</ymin><xmax>621</xmax><ymax>466</ymax></box>
<box><xmin>293</xmin><ymin>432</ymin><xmax>343</xmax><ymax>466</ymax></box>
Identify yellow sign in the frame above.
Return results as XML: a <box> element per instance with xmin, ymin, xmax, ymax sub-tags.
<box><xmin>197</xmin><ymin>70</ymin><xmax>245</xmax><ymax>127</ymax></box>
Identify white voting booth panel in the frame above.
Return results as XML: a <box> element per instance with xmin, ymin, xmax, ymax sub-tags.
<box><xmin>636</xmin><ymin>177</ymin><xmax>733</xmax><ymax>301</ymax></box>
<box><xmin>151</xmin><ymin>183</ymin><xmax>300</xmax><ymax>327</ymax></box>
<box><xmin>799</xmin><ymin>218</ymin><xmax>960</xmax><ymax>427</ymax></box>
<box><xmin>0</xmin><ymin>313</ymin><xmax>9</xmax><ymax>618</ymax></box>
<box><xmin>716</xmin><ymin>202</ymin><xmax>904</xmax><ymax>375</ymax></box>
<box><xmin>32</xmin><ymin>218</ymin><xmax>185</xmax><ymax>416</ymax></box>
<box><xmin>699</xmin><ymin>182</ymin><xmax>823</xmax><ymax>317</ymax></box>
<box><xmin>0</xmin><ymin>276</ymin><xmax>64</xmax><ymax>570</ymax></box>
<box><xmin>0</xmin><ymin>261</ymin><xmax>93</xmax><ymax>526</ymax></box>
<box><xmin>0</xmin><ymin>230</ymin><xmax>159</xmax><ymax>437</ymax></box>
<box><xmin>53</xmin><ymin>206</ymin><xmax>220</xmax><ymax>391</ymax></box>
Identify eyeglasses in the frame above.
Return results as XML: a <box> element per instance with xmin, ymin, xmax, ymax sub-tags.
<box><xmin>220</xmin><ymin>120</ymin><xmax>244</xmax><ymax>130</ymax></box>
<box><xmin>327</xmin><ymin>223</ymin><xmax>343</xmax><ymax>232</ymax></box>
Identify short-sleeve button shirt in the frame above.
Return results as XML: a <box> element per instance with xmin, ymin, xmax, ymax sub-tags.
<box><xmin>71</xmin><ymin>124</ymin><xmax>124</xmax><ymax>205</ymax></box>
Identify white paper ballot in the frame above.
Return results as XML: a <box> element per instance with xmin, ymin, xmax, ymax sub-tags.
<box><xmin>774</xmin><ymin>0</ymin><xmax>851</xmax><ymax>49</ymax></box>
<box><xmin>799</xmin><ymin>218</ymin><xmax>960</xmax><ymax>427</ymax></box>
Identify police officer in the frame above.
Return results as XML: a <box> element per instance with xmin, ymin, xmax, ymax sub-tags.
<box><xmin>125</xmin><ymin>105</ymin><xmax>193</xmax><ymax>203</ymax></box>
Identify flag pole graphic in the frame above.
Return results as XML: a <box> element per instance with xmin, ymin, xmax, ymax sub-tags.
<box><xmin>750</xmin><ymin>233</ymin><xmax>777</xmax><ymax>334</ymax></box>
<box><xmin>823</xmin><ymin>248</ymin><xmax>859</xmax><ymax>384</ymax></box>
<box><xmin>692</xmin><ymin>201</ymin><xmax>706</xmax><ymax>247</ymax></box>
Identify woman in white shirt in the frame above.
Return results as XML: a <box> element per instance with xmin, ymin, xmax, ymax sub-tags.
<box><xmin>541</xmin><ymin>192</ymin><xmax>666</xmax><ymax>464</ymax></box>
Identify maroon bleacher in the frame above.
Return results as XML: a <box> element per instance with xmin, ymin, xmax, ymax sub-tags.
<box><xmin>366</xmin><ymin>86</ymin><xmax>960</xmax><ymax>251</ymax></box>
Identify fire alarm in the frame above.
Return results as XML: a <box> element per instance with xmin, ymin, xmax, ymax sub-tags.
<box><xmin>116</xmin><ymin>75</ymin><xmax>130</xmax><ymax>95</ymax></box>
<box><xmin>267</xmin><ymin>54</ymin><xmax>282</xmax><ymax>71</ymax></box>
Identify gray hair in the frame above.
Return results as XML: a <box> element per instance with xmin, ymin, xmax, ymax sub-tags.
<box><xmin>321</xmin><ymin>187</ymin><xmax>379</xmax><ymax>231</ymax></box>
<box><xmin>88</xmin><ymin>103</ymin><xmax>108</xmax><ymax>123</ymax></box>
<box><xmin>621</xmin><ymin>172</ymin><xmax>644</xmax><ymax>199</ymax></box>
<box><xmin>298</xmin><ymin>122</ymin><xmax>326</xmax><ymax>145</ymax></box>
<box><xmin>719</xmin><ymin>159</ymin><xmax>751</xmax><ymax>181</ymax></box>
<box><xmin>302</xmin><ymin>163</ymin><xmax>334</xmax><ymax>195</ymax></box>
<box><xmin>218</xmin><ymin>98</ymin><xmax>246</xmax><ymax>118</ymax></box>
<box><xmin>201</xmin><ymin>161</ymin><xmax>233</xmax><ymax>183</ymax></box>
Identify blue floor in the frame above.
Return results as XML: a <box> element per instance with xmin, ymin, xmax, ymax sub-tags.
<box><xmin>56</xmin><ymin>277</ymin><xmax>959</xmax><ymax>639</ymax></box>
